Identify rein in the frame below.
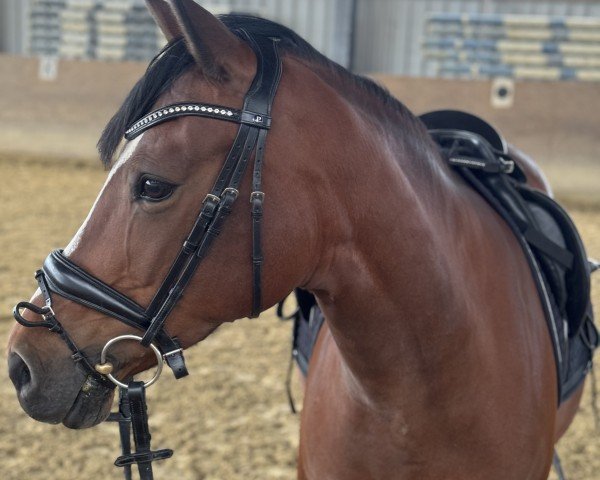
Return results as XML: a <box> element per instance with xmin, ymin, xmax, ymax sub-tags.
<box><xmin>13</xmin><ymin>30</ymin><xmax>282</xmax><ymax>479</ymax></box>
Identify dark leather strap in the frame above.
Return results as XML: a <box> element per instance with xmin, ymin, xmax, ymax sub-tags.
<box><xmin>43</xmin><ymin>250</ymin><xmax>148</xmax><ymax>328</ymax></box>
<box><xmin>523</xmin><ymin>227</ymin><xmax>574</xmax><ymax>270</ymax></box>
<box><xmin>128</xmin><ymin>381</ymin><xmax>153</xmax><ymax>479</ymax></box>
<box><xmin>12</xmin><ymin>30</ymin><xmax>283</xmax><ymax>480</ymax></box>
<box><xmin>140</xmin><ymin>125</ymin><xmax>260</xmax><ymax>345</ymax></box>
<box><xmin>42</xmin><ymin>250</ymin><xmax>189</xmax><ymax>378</ymax></box>
<box><xmin>114</xmin><ymin>381</ymin><xmax>173</xmax><ymax>479</ymax></box>
<box><xmin>139</xmin><ymin>34</ymin><xmax>282</xmax><ymax>343</ymax></box>
<box><xmin>107</xmin><ymin>388</ymin><xmax>133</xmax><ymax>480</ymax></box>
<box><xmin>243</xmin><ymin>32</ymin><xmax>282</xmax><ymax>317</ymax></box>
<box><xmin>143</xmin><ymin>124</ymin><xmax>252</xmax><ymax>319</ymax></box>
<box><xmin>13</xmin><ymin>272</ymin><xmax>114</xmax><ymax>389</ymax></box>
<box><xmin>250</xmin><ymin>188</ymin><xmax>264</xmax><ymax>317</ymax></box>
<box><xmin>37</xmin><ymin>268</ymin><xmax>54</xmax><ymax>309</ymax></box>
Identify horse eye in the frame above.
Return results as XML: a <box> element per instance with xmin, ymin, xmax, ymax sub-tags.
<box><xmin>138</xmin><ymin>177</ymin><xmax>175</xmax><ymax>202</ymax></box>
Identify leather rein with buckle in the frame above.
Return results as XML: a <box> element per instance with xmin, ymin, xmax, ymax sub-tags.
<box><xmin>13</xmin><ymin>31</ymin><xmax>282</xmax><ymax>480</ymax></box>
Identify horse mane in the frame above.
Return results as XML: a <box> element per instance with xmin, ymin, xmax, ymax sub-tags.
<box><xmin>98</xmin><ymin>14</ymin><xmax>421</xmax><ymax>167</ymax></box>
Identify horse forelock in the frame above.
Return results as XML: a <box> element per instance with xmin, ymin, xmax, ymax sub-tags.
<box><xmin>97</xmin><ymin>38</ymin><xmax>194</xmax><ymax>169</ymax></box>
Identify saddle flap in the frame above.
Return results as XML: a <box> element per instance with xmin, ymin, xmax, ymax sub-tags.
<box><xmin>518</xmin><ymin>186</ymin><xmax>591</xmax><ymax>337</ymax></box>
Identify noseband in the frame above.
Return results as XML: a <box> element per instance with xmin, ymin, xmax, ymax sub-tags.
<box><xmin>13</xmin><ymin>31</ymin><xmax>282</xmax><ymax>479</ymax></box>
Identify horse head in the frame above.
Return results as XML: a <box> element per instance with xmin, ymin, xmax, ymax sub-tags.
<box><xmin>7</xmin><ymin>0</ymin><xmax>328</xmax><ymax>429</ymax></box>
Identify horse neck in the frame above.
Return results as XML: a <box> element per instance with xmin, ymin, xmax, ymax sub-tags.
<box><xmin>303</xmin><ymin>91</ymin><xmax>474</xmax><ymax>397</ymax></box>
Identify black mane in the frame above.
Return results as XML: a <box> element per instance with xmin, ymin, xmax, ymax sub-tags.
<box><xmin>98</xmin><ymin>14</ymin><xmax>412</xmax><ymax>167</ymax></box>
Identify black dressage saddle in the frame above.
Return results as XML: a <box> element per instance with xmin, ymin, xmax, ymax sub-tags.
<box><xmin>280</xmin><ymin>110</ymin><xmax>598</xmax><ymax>405</ymax></box>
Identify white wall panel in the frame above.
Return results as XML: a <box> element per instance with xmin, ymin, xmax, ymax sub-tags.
<box><xmin>224</xmin><ymin>0</ymin><xmax>353</xmax><ymax>66</ymax></box>
<box><xmin>4</xmin><ymin>0</ymin><xmax>600</xmax><ymax>79</ymax></box>
<box><xmin>0</xmin><ymin>0</ymin><xmax>29</xmax><ymax>54</ymax></box>
<box><xmin>353</xmin><ymin>0</ymin><xmax>600</xmax><ymax>76</ymax></box>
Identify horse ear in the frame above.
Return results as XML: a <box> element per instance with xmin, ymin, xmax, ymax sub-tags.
<box><xmin>167</xmin><ymin>0</ymin><xmax>255</xmax><ymax>82</ymax></box>
<box><xmin>146</xmin><ymin>0</ymin><xmax>182</xmax><ymax>41</ymax></box>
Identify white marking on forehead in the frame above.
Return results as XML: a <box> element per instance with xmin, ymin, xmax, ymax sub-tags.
<box><xmin>64</xmin><ymin>134</ymin><xmax>144</xmax><ymax>255</ymax></box>
<box><xmin>108</xmin><ymin>134</ymin><xmax>144</xmax><ymax>180</ymax></box>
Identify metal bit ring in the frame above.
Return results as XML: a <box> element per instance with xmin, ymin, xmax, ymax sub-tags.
<box><xmin>99</xmin><ymin>335</ymin><xmax>164</xmax><ymax>389</ymax></box>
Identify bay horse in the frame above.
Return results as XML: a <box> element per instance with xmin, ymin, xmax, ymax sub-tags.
<box><xmin>6</xmin><ymin>1</ymin><xmax>594</xmax><ymax>478</ymax></box>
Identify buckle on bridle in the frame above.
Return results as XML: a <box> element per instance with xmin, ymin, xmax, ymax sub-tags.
<box><xmin>499</xmin><ymin>157</ymin><xmax>515</xmax><ymax>174</ymax></box>
<box><xmin>41</xmin><ymin>305</ymin><xmax>55</xmax><ymax>320</ymax></box>
<box><xmin>203</xmin><ymin>193</ymin><xmax>220</xmax><ymax>205</ymax></box>
<box><xmin>222</xmin><ymin>187</ymin><xmax>239</xmax><ymax>198</ymax></box>
<box><xmin>250</xmin><ymin>191</ymin><xmax>265</xmax><ymax>203</ymax></box>
<box><xmin>162</xmin><ymin>348</ymin><xmax>183</xmax><ymax>361</ymax></box>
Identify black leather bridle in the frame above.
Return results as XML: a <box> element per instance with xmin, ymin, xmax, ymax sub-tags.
<box><xmin>13</xmin><ymin>31</ymin><xmax>282</xmax><ymax>479</ymax></box>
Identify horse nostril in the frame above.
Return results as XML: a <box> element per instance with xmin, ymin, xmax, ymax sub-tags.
<box><xmin>8</xmin><ymin>353</ymin><xmax>32</xmax><ymax>392</ymax></box>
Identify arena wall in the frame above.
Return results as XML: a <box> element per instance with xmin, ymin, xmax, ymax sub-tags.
<box><xmin>375</xmin><ymin>74</ymin><xmax>599</xmax><ymax>165</ymax></box>
<box><xmin>0</xmin><ymin>54</ymin><xmax>597</xmax><ymax>200</ymax></box>
<box><xmin>0</xmin><ymin>54</ymin><xmax>145</xmax><ymax>161</ymax></box>
<box><xmin>375</xmin><ymin>74</ymin><xmax>600</xmax><ymax>202</ymax></box>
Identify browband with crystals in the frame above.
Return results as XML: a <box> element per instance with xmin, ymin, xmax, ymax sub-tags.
<box><xmin>124</xmin><ymin>101</ymin><xmax>272</xmax><ymax>140</ymax></box>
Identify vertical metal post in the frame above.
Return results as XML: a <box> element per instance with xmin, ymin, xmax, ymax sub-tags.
<box><xmin>0</xmin><ymin>0</ymin><xmax>29</xmax><ymax>54</ymax></box>
<box><xmin>348</xmin><ymin>0</ymin><xmax>359</xmax><ymax>72</ymax></box>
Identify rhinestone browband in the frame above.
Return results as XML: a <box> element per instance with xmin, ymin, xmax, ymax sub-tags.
<box><xmin>124</xmin><ymin>102</ymin><xmax>272</xmax><ymax>140</ymax></box>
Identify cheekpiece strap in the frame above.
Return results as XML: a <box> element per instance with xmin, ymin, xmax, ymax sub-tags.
<box><xmin>129</xmin><ymin>33</ymin><xmax>282</xmax><ymax>346</ymax></box>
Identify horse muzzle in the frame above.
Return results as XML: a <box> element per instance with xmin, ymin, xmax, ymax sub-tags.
<box><xmin>8</xmin><ymin>346</ymin><xmax>114</xmax><ymax>428</ymax></box>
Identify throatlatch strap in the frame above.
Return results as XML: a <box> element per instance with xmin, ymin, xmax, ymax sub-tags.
<box><xmin>250</xmin><ymin>129</ymin><xmax>268</xmax><ymax>318</ymax></box>
<box><xmin>244</xmin><ymin>32</ymin><xmax>282</xmax><ymax>318</ymax></box>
